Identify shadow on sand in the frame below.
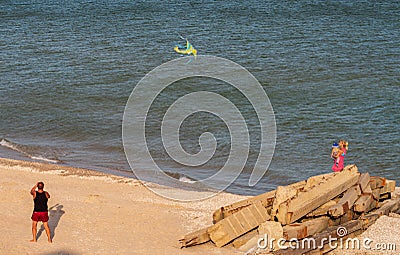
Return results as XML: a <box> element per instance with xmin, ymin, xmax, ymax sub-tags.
<box><xmin>41</xmin><ymin>251</ymin><xmax>79</xmax><ymax>255</ymax></box>
<box><xmin>37</xmin><ymin>204</ymin><xmax>65</xmax><ymax>240</ymax></box>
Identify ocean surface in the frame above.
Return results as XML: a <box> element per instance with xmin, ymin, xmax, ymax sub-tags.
<box><xmin>1</xmin><ymin>0</ymin><xmax>399</xmax><ymax>195</ymax></box>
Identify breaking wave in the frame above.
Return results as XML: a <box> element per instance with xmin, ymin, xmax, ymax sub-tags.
<box><xmin>0</xmin><ymin>138</ymin><xmax>62</xmax><ymax>164</ymax></box>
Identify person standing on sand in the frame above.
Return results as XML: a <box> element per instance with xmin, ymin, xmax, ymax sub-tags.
<box><xmin>30</xmin><ymin>182</ymin><xmax>52</xmax><ymax>243</ymax></box>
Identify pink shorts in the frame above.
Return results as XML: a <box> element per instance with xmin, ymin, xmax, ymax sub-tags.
<box><xmin>31</xmin><ymin>211</ymin><xmax>49</xmax><ymax>222</ymax></box>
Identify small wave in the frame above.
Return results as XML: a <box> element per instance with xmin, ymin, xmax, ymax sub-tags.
<box><xmin>164</xmin><ymin>171</ymin><xmax>197</xmax><ymax>184</ymax></box>
<box><xmin>0</xmin><ymin>138</ymin><xmax>61</xmax><ymax>163</ymax></box>
<box><xmin>178</xmin><ymin>175</ymin><xmax>197</xmax><ymax>184</ymax></box>
<box><xmin>30</xmin><ymin>156</ymin><xmax>60</xmax><ymax>164</ymax></box>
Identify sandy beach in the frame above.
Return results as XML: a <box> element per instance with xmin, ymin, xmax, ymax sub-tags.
<box><xmin>1</xmin><ymin>158</ymin><xmax>399</xmax><ymax>255</ymax></box>
<box><xmin>0</xmin><ymin>158</ymin><xmax>247</xmax><ymax>255</ymax></box>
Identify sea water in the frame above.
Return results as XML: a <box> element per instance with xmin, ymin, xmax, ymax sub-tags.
<box><xmin>1</xmin><ymin>0</ymin><xmax>399</xmax><ymax>195</ymax></box>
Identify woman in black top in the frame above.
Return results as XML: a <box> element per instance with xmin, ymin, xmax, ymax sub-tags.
<box><xmin>30</xmin><ymin>182</ymin><xmax>52</xmax><ymax>243</ymax></box>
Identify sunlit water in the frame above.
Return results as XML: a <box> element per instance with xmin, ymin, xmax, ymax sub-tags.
<box><xmin>1</xmin><ymin>0</ymin><xmax>399</xmax><ymax>195</ymax></box>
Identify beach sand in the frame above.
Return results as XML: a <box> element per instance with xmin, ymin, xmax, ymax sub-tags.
<box><xmin>0</xmin><ymin>158</ymin><xmax>247</xmax><ymax>255</ymax></box>
<box><xmin>1</xmin><ymin>158</ymin><xmax>399</xmax><ymax>255</ymax></box>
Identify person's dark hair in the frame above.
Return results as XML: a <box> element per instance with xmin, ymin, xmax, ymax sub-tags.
<box><xmin>37</xmin><ymin>182</ymin><xmax>44</xmax><ymax>190</ymax></box>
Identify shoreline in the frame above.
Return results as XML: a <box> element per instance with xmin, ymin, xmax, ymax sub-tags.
<box><xmin>0</xmin><ymin>157</ymin><xmax>247</xmax><ymax>255</ymax></box>
<box><xmin>0</xmin><ymin>157</ymin><xmax>136</xmax><ymax>181</ymax></box>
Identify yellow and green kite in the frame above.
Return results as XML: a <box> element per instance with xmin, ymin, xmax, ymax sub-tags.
<box><xmin>174</xmin><ymin>37</ymin><xmax>197</xmax><ymax>58</ymax></box>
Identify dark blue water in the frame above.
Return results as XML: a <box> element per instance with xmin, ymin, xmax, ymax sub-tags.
<box><xmin>1</xmin><ymin>0</ymin><xmax>399</xmax><ymax>195</ymax></box>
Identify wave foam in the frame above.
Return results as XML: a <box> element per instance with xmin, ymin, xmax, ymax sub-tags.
<box><xmin>0</xmin><ymin>138</ymin><xmax>61</xmax><ymax>163</ymax></box>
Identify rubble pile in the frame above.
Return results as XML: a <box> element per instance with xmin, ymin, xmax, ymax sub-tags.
<box><xmin>179</xmin><ymin>165</ymin><xmax>399</xmax><ymax>254</ymax></box>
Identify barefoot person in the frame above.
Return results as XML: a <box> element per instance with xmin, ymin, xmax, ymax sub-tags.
<box><xmin>30</xmin><ymin>182</ymin><xmax>52</xmax><ymax>243</ymax></box>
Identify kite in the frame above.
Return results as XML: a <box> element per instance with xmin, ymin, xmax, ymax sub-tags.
<box><xmin>174</xmin><ymin>36</ymin><xmax>197</xmax><ymax>58</ymax></box>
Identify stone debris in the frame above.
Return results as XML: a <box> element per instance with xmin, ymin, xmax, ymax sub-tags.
<box><xmin>179</xmin><ymin>164</ymin><xmax>398</xmax><ymax>255</ymax></box>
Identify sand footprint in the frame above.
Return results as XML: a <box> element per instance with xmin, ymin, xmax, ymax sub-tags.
<box><xmin>85</xmin><ymin>194</ymin><xmax>103</xmax><ymax>203</ymax></box>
